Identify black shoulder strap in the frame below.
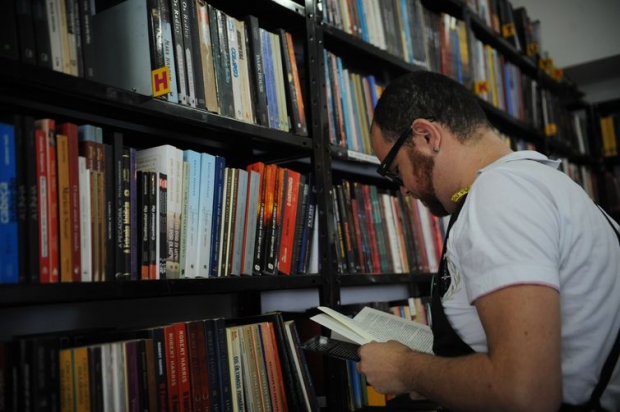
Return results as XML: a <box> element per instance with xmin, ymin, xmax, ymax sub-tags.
<box><xmin>581</xmin><ymin>208</ymin><xmax>620</xmax><ymax>410</ymax></box>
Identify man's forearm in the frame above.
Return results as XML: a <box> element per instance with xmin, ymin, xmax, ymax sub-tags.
<box><xmin>402</xmin><ymin>351</ymin><xmax>561</xmax><ymax>412</ymax></box>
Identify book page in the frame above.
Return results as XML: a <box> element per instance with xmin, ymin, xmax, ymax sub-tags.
<box><xmin>353</xmin><ymin>307</ymin><xmax>434</xmax><ymax>354</ymax></box>
<box><xmin>317</xmin><ymin>306</ymin><xmax>377</xmax><ymax>342</ymax></box>
<box><xmin>310</xmin><ymin>314</ymin><xmax>373</xmax><ymax>345</ymax></box>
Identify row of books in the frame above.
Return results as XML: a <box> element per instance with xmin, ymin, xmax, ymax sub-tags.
<box><xmin>331</xmin><ymin>180</ymin><xmax>446</xmax><ymax>275</ymax></box>
<box><xmin>323</xmin><ymin>50</ymin><xmax>384</xmax><ymax>154</ymax></box>
<box><xmin>558</xmin><ymin>158</ymin><xmax>598</xmax><ymax>202</ymax></box>
<box><xmin>0</xmin><ymin>0</ymin><xmax>308</xmax><ymax>135</ymax></box>
<box><xmin>0</xmin><ymin>115</ymin><xmax>318</xmax><ymax>284</ymax></box>
<box><xmin>1</xmin><ymin>312</ymin><xmax>319</xmax><ymax>412</ymax></box>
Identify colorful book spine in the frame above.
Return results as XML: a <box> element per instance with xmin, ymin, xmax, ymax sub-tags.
<box><xmin>0</xmin><ymin>123</ymin><xmax>19</xmax><ymax>283</ymax></box>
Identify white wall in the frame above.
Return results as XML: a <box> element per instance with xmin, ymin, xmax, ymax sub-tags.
<box><xmin>510</xmin><ymin>0</ymin><xmax>620</xmax><ymax>69</ymax></box>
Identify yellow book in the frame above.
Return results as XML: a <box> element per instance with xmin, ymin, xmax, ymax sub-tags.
<box><xmin>59</xmin><ymin>348</ymin><xmax>74</xmax><ymax>412</ymax></box>
<box><xmin>366</xmin><ymin>385</ymin><xmax>387</xmax><ymax>406</ymax></box>
<box><xmin>73</xmin><ymin>346</ymin><xmax>91</xmax><ymax>411</ymax></box>
<box><xmin>56</xmin><ymin>134</ymin><xmax>73</xmax><ymax>282</ymax></box>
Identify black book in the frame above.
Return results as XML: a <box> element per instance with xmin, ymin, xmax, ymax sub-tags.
<box><xmin>291</xmin><ymin>176</ymin><xmax>308</xmax><ymax>275</ymax></box>
<box><xmin>300</xmin><ymin>175</ymin><xmax>316</xmax><ymax>274</ymax></box>
<box><xmin>212</xmin><ymin>318</ymin><xmax>233</xmax><ymax>412</ymax></box>
<box><xmin>148</xmin><ymin>172</ymin><xmax>158</xmax><ymax>279</ymax></box>
<box><xmin>244</xmin><ymin>15</ymin><xmax>269</xmax><ymax>127</ymax></box>
<box><xmin>76</xmin><ymin>0</ymin><xmax>95</xmax><ymax>79</ymax></box>
<box><xmin>147</xmin><ymin>0</ymin><xmax>165</xmax><ymax>73</ymax></box>
<box><xmin>15</xmin><ymin>0</ymin><xmax>37</xmax><ymax>65</ymax></box>
<box><xmin>158</xmin><ymin>173</ymin><xmax>168</xmax><ymax>279</ymax></box>
<box><xmin>129</xmin><ymin>148</ymin><xmax>137</xmax><ymax>279</ymax></box>
<box><xmin>31</xmin><ymin>0</ymin><xmax>53</xmax><ymax>69</ymax></box>
<box><xmin>214</xmin><ymin>8</ymin><xmax>235</xmax><ymax>118</ymax></box>
<box><xmin>23</xmin><ymin>116</ymin><xmax>40</xmax><ymax>282</ymax></box>
<box><xmin>0</xmin><ymin>1</ymin><xmax>18</xmax><ymax>60</ymax></box>
<box><xmin>341</xmin><ymin>181</ymin><xmax>362</xmax><ymax>273</ymax></box>
<box><xmin>169</xmin><ymin>0</ymin><xmax>189</xmax><ymax>105</ymax></box>
<box><xmin>301</xmin><ymin>335</ymin><xmax>361</xmax><ymax>361</ymax></box>
<box><xmin>184</xmin><ymin>0</ymin><xmax>206</xmax><ymax>108</ymax></box>
<box><xmin>111</xmin><ymin>132</ymin><xmax>125</xmax><ymax>280</ymax></box>
<box><xmin>87</xmin><ymin>345</ymin><xmax>104</xmax><ymax>412</ymax></box>
<box><xmin>121</xmin><ymin>147</ymin><xmax>132</xmax><ymax>279</ymax></box>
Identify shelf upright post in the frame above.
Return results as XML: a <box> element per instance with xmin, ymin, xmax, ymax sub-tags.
<box><xmin>305</xmin><ymin>0</ymin><xmax>351</xmax><ymax>409</ymax></box>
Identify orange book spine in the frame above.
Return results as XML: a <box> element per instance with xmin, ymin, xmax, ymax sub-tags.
<box><xmin>58</xmin><ymin>123</ymin><xmax>82</xmax><ymax>282</ymax></box>
<box><xmin>278</xmin><ymin>169</ymin><xmax>301</xmax><ymax>275</ymax></box>
<box><xmin>56</xmin><ymin>134</ymin><xmax>73</xmax><ymax>282</ymax></box>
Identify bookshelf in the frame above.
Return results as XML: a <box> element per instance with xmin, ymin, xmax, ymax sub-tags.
<box><xmin>0</xmin><ymin>0</ymin><xmax>609</xmax><ymax>410</ymax></box>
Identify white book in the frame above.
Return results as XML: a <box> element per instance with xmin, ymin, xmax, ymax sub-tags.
<box><xmin>308</xmin><ymin>212</ymin><xmax>319</xmax><ymax>274</ymax></box>
<box><xmin>231</xmin><ymin>169</ymin><xmax>248</xmax><ymax>276</ymax></box>
<box><xmin>226</xmin><ymin>327</ymin><xmax>246</xmax><ymax>412</ymax></box>
<box><xmin>382</xmin><ymin>193</ymin><xmax>404</xmax><ymax>273</ymax></box>
<box><xmin>78</xmin><ymin>157</ymin><xmax>92</xmax><ymax>282</ymax></box>
<box><xmin>101</xmin><ymin>344</ymin><xmax>115</xmax><ymax>412</ymax></box>
<box><xmin>197</xmin><ymin>152</ymin><xmax>216</xmax><ymax>278</ymax></box>
<box><xmin>111</xmin><ymin>342</ymin><xmax>127</xmax><ymax>412</ymax></box>
<box><xmin>181</xmin><ymin>151</ymin><xmax>201</xmax><ymax>278</ymax></box>
<box><xmin>227</xmin><ymin>15</ymin><xmax>244</xmax><ymax>121</ymax></box>
<box><xmin>236</xmin><ymin>19</ymin><xmax>255</xmax><ymax>124</ymax></box>
<box><xmin>179</xmin><ymin>160</ymin><xmax>190</xmax><ymax>277</ymax></box>
<box><xmin>241</xmin><ymin>170</ymin><xmax>261</xmax><ymax>275</ymax></box>
<box><xmin>47</xmin><ymin>0</ymin><xmax>64</xmax><ymax>72</ymax></box>
<box><xmin>311</xmin><ymin>306</ymin><xmax>434</xmax><ymax>354</ymax></box>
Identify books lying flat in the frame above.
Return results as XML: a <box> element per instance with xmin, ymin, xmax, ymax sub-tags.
<box><xmin>310</xmin><ymin>306</ymin><xmax>434</xmax><ymax>355</ymax></box>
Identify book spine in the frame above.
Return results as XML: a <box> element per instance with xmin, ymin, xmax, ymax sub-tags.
<box><xmin>170</xmin><ymin>0</ymin><xmax>188</xmax><ymax>105</ymax></box>
<box><xmin>186</xmin><ymin>322</ymin><xmax>203</xmax><ymax>412</ymax></box>
<box><xmin>195</xmin><ymin>1</ymin><xmax>219</xmax><ymax>113</ymax></box>
<box><xmin>203</xmin><ymin>319</ymin><xmax>220</xmax><ymax>412</ymax></box>
<box><xmin>124</xmin><ymin>341</ymin><xmax>140</xmax><ymax>412</ymax></box>
<box><xmin>277</xmin><ymin>169</ymin><xmax>301</xmax><ymax>276</ymax></box>
<box><xmin>149</xmin><ymin>172</ymin><xmax>158</xmax><ymax>279</ymax></box>
<box><xmin>164</xmin><ymin>324</ymin><xmax>180</xmax><ymax>412</ymax></box>
<box><xmin>129</xmin><ymin>148</ymin><xmax>137</xmax><ymax>279</ymax></box>
<box><xmin>185</xmin><ymin>0</ymin><xmax>206</xmax><ymax>108</ymax></box>
<box><xmin>244</xmin><ymin>16</ymin><xmax>268</xmax><ymax>127</ymax></box>
<box><xmin>214</xmin><ymin>318</ymin><xmax>233</xmax><ymax>412</ymax></box>
<box><xmin>159</xmin><ymin>0</ymin><xmax>179</xmax><ymax>103</ymax></box>
<box><xmin>0</xmin><ymin>123</ymin><xmax>19</xmax><ymax>283</ymax></box>
<box><xmin>104</xmin><ymin>143</ymin><xmax>115</xmax><ymax>281</ymax></box>
<box><xmin>215</xmin><ymin>9</ymin><xmax>234</xmax><ymax>118</ymax></box>
<box><xmin>15</xmin><ymin>1</ymin><xmax>37</xmax><ymax>65</ymax></box>
<box><xmin>159</xmin><ymin>173</ymin><xmax>168</xmax><ymax>279</ymax></box>
<box><xmin>209</xmin><ymin>156</ymin><xmax>225</xmax><ymax>277</ymax></box>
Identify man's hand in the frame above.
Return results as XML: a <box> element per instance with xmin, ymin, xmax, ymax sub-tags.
<box><xmin>357</xmin><ymin>340</ymin><xmax>417</xmax><ymax>395</ymax></box>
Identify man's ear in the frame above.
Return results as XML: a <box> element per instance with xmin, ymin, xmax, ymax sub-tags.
<box><xmin>411</xmin><ymin>118</ymin><xmax>441</xmax><ymax>154</ymax></box>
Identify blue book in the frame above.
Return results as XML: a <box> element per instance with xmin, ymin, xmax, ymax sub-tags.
<box><xmin>504</xmin><ymin>64</ymin><xmax>514</xmax><ymax>116</ymax></box>
<box><xmin>0</xmin><ymin>122</ymin><xmax>19</xmax><ymax>283</ymax></box>
<box><xmin>356</xmin><ymin>0</ymin><xmax>369</xmax><ymax>43</ymax></box>
<box><xmin>336</xmin><ymin>57</ymin><xmax>354</xmax><ymax>151</ymax></box>
<box><xmin>209</xmin><ymin>156</ymin><xmax>226</xmax><ymax>277</ymax></box>
<box><xmin>213</xmin><ymin>318</ymin><xmax>233</xmax><ymax>412</ymax></box>
<box><xmin>197</xmin><ymin>152</ymin><xmax>216</xmax><ymax>278</ymax></box>
<box><xmin>260</xmin><ymin>28</ymin><xmax>279</xmax><ymax>130</ymax></box>
<box><xmin>399</xmin><ymin>0</ymin><xmax>415</xmax><ymax>63</ymax></box>
<box><xmin>181</xmin><ymin>150</ymin><xmax>202</xmax><ymax>278</ymax></box>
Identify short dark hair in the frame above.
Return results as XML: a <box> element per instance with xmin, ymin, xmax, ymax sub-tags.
<box><xmin>372</xmin><ymin>71</ymin><xmax>490</xmax><ymax>142</ymax></box>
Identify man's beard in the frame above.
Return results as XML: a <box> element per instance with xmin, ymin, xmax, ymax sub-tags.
<box><xmin>408</xmin><ymin>146</ymin><xmax>449</xmax><ymax>217</ymax></box>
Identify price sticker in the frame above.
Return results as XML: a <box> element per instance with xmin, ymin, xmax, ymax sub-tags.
<box><xmin>527</xmin><ymin>43</ymin><xmax>538</xmax><ymax>56</ymax></box>
<box><xmin>551</xmin><ymin>68</ymin><xmax>563</xmax><ymax>81</ymax></box>
<box><xmin>545</xmin><ymin>123</ymin><xmax>558</xmax><ymax>136</ymax></box>
<box><xmin>539</xmin><ymin>58</ymin><xmax>553</xmax><ymax>71</ymax></box>
<box><xmin>474</xmin><ymin>80</ymin><xmax>490</xmax><ymax>95</ymax></box>
<box><xmin>502</xmin><ymin>23</ymin><xmax>516</xmax><ymax>38</ymax></box>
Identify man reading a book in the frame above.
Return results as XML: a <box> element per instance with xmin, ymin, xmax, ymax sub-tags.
<box><xmin>359</xmin><ymin>71</ymin><xmax>620</xmax><ymax>411</ymax></box>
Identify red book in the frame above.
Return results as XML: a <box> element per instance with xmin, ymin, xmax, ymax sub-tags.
<box><xmin>361</xmin><ymin>184</ymin><xmax>380</xmax><ymax>273</ymax></box>
<box><xmin>34</xmin><ymin>129</ymin><xmax>51</xmax><ymax>282</ymax></box>
<box><xmin>278</xmin><ymin>169</ymin><xmax>301</xmax><ymax>275</ymax></box>
<box><xmin>175</xmin><ymin>322</ymin><xmax>192</xmax><ymax>412</ymax></box>
<box><xmin>35</xmin><ymin>119</ymin><xmax>59</xmax><ymax>283</ymax></box>
<box><xmin>57</xmin><ymin>123</ymin><xmax>81</xmax><ymax>282</ymax></box>
<box><xmin>164</xmin><ymin>324</ymin><xmax>180</xmax><ymax>412</ymax></box>
<box><xmin>186</xmin><ymin>321</ymin><xmax>203</xmax><ymax>412</ymax></box>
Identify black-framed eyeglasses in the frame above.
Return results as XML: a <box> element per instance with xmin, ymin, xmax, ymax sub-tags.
<box><xmin>376</xmin><ymin>119</ymin><xmax>435</xmax><ymax>187</ymax></box>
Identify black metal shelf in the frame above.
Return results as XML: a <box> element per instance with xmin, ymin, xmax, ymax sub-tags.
<box><xmin>0</xmin><ymin>57</ymin><xmax>312</xmax><ymax>159</ymax></box>
<box><xmin>0</xmin><ymin>275</ymin><xmax>322</xmax><ymax>308</ymax></box>
<box><xmin>320</xmin><ymin>24</ymin><xmax>427</xmax><ymax>76</ymax></box>
<box><xmin>338</xmin><ymin>273</ymin><xmax>432</xmax><ymax>286</ymax></box>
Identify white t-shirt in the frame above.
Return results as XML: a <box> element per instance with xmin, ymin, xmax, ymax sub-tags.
<box><xmin>443</xmin><ymin>151</ymin><xmax>620</xmax><ymax>408</ymax></box>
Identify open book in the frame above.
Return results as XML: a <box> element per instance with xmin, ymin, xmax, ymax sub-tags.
<box><xmin>310</xmin><ymin>306</ymin><xmax>434</xmax><ymax>355</ymax></box>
